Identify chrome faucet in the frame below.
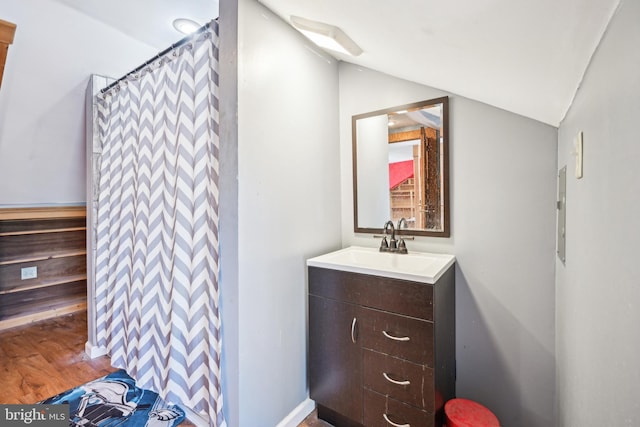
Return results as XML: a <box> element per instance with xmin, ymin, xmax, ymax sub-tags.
<box><xmin>378</xmin><ymin>218</ymin><xmax>412</xmax><ymax>253</ymax></box>
<box><xmin>396</xmin><ymin>218</ymin><xmax>409</xmax><ymax>254</ymax></box>
<box><xmin>382</xmin><ymin>220</ymin><xmax>397</xmax><ymax>251</ymax></box>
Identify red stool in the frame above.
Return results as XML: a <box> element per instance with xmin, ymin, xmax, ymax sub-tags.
<box><xmin>445</xmin><ymin>398</ymin><xmax>500</xmax><ymax>427</ymax></box>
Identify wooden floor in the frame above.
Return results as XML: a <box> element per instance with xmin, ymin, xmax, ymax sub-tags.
<box><xmin>0</xmin><ymin>311</ymin><xmax>199</xmax><ymax>425</ymax></box>
<box><xmin>0</xmin><ymin>311</ymin><xmax>331</xmax><ymax>427</ymax></box>
<box><xmin>0</xmin><ymin>311</ymin><xmax>113</xmax><ymax>404</ymax></box>
<box><xmin>299</xmin><ymin>411</ymin><xmax>333</xmax><ymax>427</ymax></box>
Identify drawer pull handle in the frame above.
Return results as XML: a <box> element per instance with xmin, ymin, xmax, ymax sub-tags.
<box><xmin>383</xmin><ymin>372</ymin><xmax>410</xmax><ymax>386</ymax></box>
<box><xmin>351</xmin><ymin>317</ymin><xmax>357</xmax><ymax>343</ymax></box>
<box><xmin>383</xmin><ymin>413</ymin><xmax>410</xmax><ymax>427</ymax></box>
<box><xmin>383</xmin><ymin>330</ymin><xmax>410</xmax><ymax>342</ymax></box>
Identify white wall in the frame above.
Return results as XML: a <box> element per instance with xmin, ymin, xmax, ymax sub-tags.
<box><xmin>235</xmin><ymin>1</ymin><xmax>342</xmax><ymax>425</ymax></box>
<box><xmin>0</xmin><ymin>0</ymin><xmax>156</xmax><ymax>206</ymax></box>
<box><xmin>340</xmin><ymin>62</ymin><xmax>558</xmax><ymax>427</ymax></box>
<box><xmin>556</xmin><ymin>1</ymin><xmax>640</xmax><ymax>425</ymax></box>
<box><xmin>217</xmin><ymin>0</ymin><xmax>240</xmax><ymax>426</ymax></box>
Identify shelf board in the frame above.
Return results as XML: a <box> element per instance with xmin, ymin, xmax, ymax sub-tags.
<box><xmin>0</xmin><ymin>274</ymin><xmax>87</xmax><ymax>295</ymax></box>
<box><xmin>0</xmin><ymin>226</ymin><xmax>87</xmax><ymax>237</ymax></box>
<box><xmin>0</xmin><ymin>300</ymin><xmax>86</xmax><ymax>331</ymax></box>
<box><xmin>0</xmin><ymin>206</ymin><xmax>86</xmax><ymax>221</ymax></box>
<box><xmin>0</xmin><ymin>280</ymin><xmax>86</xmax><ymax>321</ymax></box>
<box><xmin>0</xmin><ymin>249</ymin><xmax>87</xmax><ymax>266</ymax></box>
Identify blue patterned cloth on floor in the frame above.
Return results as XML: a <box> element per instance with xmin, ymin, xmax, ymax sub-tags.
<box><xmin>39</xmin><ymin>369</ymin><xmax>185</xmax><ymax>427</ymax></box>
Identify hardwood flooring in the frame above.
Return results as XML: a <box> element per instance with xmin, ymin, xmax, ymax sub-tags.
<box><xmin>0</xmin><ymin>311</ymin><xmax>196</xmax><ymax>426</ymax></box>
<box><xmin>299</xmin><ymin>410</ymin><xmax>334</xmax><ymax>427</ymax></box>
<box><xmin>0</xmin><ymin>311</ymin><xmax>331</xmax><ymax>427</ymax></box>
<box><xmin>0</xmin><ymin>311</ymin><xmax>113</xmax><ymax>404</ymax></box>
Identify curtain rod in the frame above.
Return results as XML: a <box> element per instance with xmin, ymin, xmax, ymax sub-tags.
<box><xmin>101</xmin><ymin>19</ymin><xmax>216</xmax><ymax>95</ymax></box>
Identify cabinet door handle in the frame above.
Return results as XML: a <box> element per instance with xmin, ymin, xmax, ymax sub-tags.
<box><xmin>383</xmin><ymin>372</ymin><xmax>410</xmax><ymax>386</ymax></box>
<box><xmin>351</xmin><ymin>317</ymin><xmax>357</xmax><ymax>343</ymax></box>
<box><xmin>382</xmin><ymin>330</ymin><xmax>410</xmax><ymax>342</ymax></box>
<box><xmin>383</xmin><ymin>413</ymin><xmax>410</xmax><ymax>427</ymax></box>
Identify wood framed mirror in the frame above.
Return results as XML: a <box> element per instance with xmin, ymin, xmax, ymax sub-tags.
<box><xmin>352</xmin><ymin>96</ymin><xmax>450</xmax><ymax>237</ymax></box>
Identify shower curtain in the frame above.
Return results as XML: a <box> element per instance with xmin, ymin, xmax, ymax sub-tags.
<box><xmin>94</xmin><ymin>21</ymin><xmax>225</xmax><ymax>427</ymax></box>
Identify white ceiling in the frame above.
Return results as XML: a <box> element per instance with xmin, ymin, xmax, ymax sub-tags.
<box><xmin>261</xmin><ymin>0</ymin><xmax>620</xmax><ymax>126</ymax></box>
<box><xmin>55</xmin><ymin>0</ymin><xmax>620</xmax><ymax>126</ymax></box>
<box><xmin>54</xmin><ymin>0</ymin><xmax>219</xmax><ymax>50</ymax></box>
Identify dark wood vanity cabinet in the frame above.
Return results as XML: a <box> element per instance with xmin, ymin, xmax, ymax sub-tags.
<box><xmin>309</xmin><ymin>294</ymin><xmax>363</xmax><ymax>423</ymax></box>
<box><xmin>308</xmin><ymin>265</ymin><xmax>455</xmax><ymax>427</ymax></box>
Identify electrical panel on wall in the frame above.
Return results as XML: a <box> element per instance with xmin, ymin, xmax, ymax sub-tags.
<box><xmin>557</xmin><ymin>166</ymin><xmax>567</xmax><ymax>263</ymax></box>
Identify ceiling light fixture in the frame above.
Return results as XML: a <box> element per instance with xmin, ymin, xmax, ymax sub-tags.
<box><xmin>172</xmin><ymin>18</ymin><xmax>201</xmax><ymax>35</ymax></box>
<box><xmin>290</xmin><ymin>16</ymin><xmax>362</xmax><ymax>57</ymax></box>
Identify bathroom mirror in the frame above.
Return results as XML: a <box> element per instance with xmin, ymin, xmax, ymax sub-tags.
<box><xmin>352</xmin><ymin>96</ymin><xmax>450</xmax><ymax>237</ymax></box>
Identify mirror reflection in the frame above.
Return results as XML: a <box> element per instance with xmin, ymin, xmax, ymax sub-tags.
<box><xmin>352</xmin><ymin>97</ymin><xmax>449</xmax><ymax>237</ymax></box>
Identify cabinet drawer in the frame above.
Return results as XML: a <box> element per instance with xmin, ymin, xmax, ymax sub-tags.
<box><xmin>364</xmin><ymin>389</ymin><xmax>433</xmax><ymax>427</ymax></box>
<box><xmin>359</xmin><ymin>307</ymin><xmax>433</xmax><ymax>366</ymax></box>
<box><xmin>363</xmin><ymin>349</ymin><xmax>434</xmax><ymax>411</ymax></box>
<box><xmin>309</xmin><ymin>267</ymin><xmax>433</xmax><ymax>320</ymax></box>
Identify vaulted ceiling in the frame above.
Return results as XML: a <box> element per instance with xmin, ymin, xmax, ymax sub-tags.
<box><xmin>55</xmin><ymin>0</ymin><xmax>620</xmax><ymax>126</ymax></box>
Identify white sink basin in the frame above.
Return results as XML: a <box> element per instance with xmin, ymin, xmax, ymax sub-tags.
<box><xmin>307</xmin><ymin>246</ymin><xmax>455</xmax><ymax>284</ymax></box>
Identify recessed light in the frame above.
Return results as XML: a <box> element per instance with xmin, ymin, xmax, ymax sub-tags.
<box><xmin>290</xmin><ymin>16</ymin><xmax>362</xmax><ymax>57</ymax></box>
<box><xmin>173</xmin><ymin>18</ymin><xmax>201</xmax><ymax>35</ymax></box>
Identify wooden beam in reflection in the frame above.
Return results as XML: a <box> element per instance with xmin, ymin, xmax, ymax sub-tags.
<box><xmin>389</xmin><ymin>127</ymin><xmax>436</xmax><ymax>143</ymax></box>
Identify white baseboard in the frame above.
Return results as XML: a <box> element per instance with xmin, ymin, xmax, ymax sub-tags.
<box><xmin>84</xmin><ymin>341</ymin><xmax>108</xmax><ymax>359</ymax></box>
<box><xmin>276</xmin><ymin>398</ymin><xmax>315</xmax><ymax>427</ymax></box>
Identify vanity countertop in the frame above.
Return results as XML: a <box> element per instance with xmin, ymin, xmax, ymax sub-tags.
<box><xmin>307</xmin><ymin>246</ymin><xmax>455</xmax><ymax>284</ymax></box>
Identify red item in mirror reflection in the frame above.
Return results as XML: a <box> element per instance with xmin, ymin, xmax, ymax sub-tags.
<box><xmin>389</xmin><ymin>160</ymin><xmax>414</xmax><ymax>189</ymax></box>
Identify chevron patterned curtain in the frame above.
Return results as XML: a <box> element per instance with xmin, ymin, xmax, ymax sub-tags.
<box><xmin>94</xmin><ymin>22</ymin><xmax>225</xmax><ymax>427</ymax></box>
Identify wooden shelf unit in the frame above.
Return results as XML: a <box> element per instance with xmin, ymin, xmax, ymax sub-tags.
<box><xmin>0</xmin><ymin>206</ymin><xmax>87</xmax><ymax>330</ymax></box>
<box><xmin>390</xmin><ymin>178</ymin><xmax>418</xmax><ymax>227</ymax></box>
